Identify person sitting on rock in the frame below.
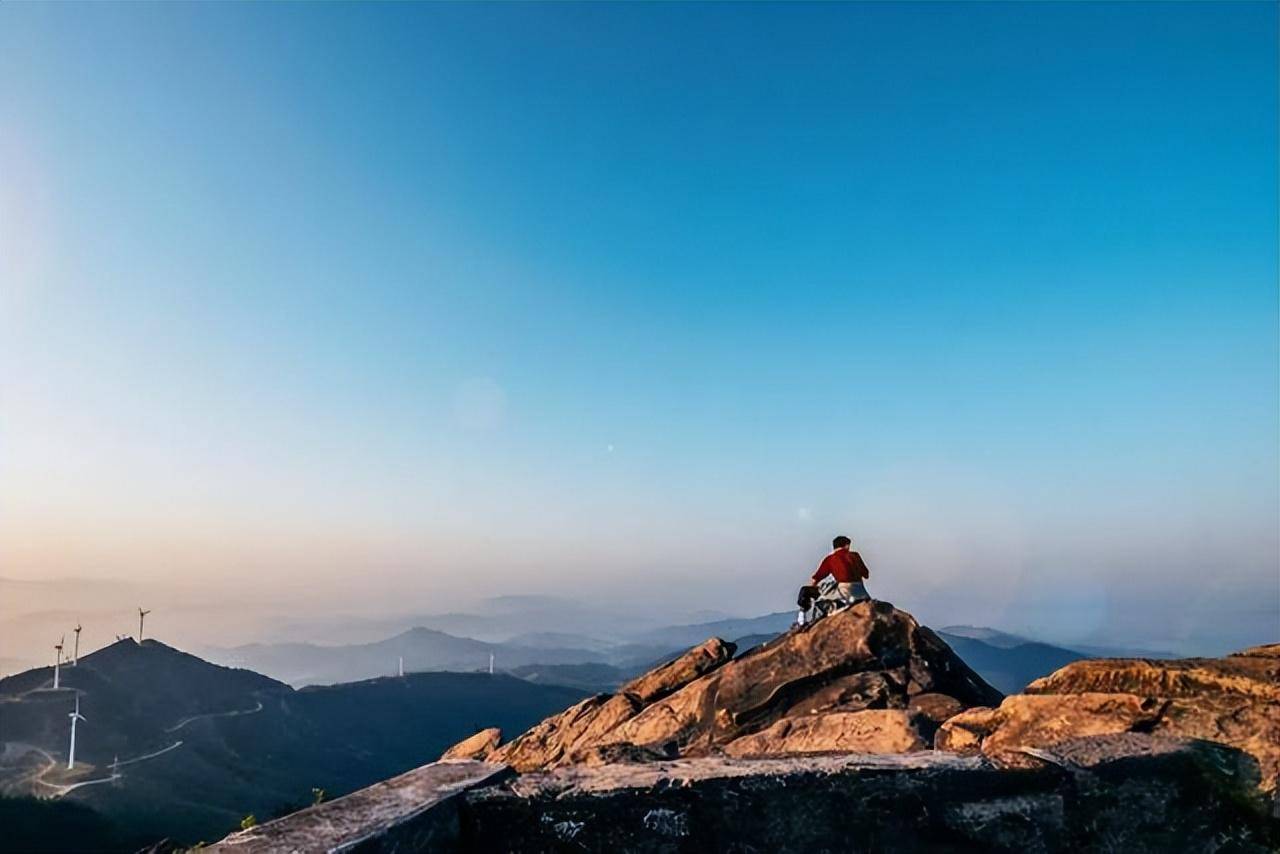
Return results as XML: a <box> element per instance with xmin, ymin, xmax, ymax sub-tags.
<box><xmin>811</xmin><ymin>535</ymin><xmax>871</xmax><ymax>606</ymax></box>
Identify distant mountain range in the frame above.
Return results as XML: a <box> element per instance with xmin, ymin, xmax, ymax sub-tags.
<box><xmin>0</xmin><ymin>638</ymin><xmax>583</xmax><ymax>848</ymax></box>
<box><xmin>203</xmin><ymin>626</ymin><xmax>675</xmax><ymax>688</ymax></box>
<box><xmin>506</xmin><ymin>662</ymin><xmax>632</xmax><ymax>693</ymax></box>
<box><xmin>938</xmin><ymin>625</ymin><xmax>1036</xmax><ymax>649</ymax></box>
<box><xmin>203</xmin><ymin>606</ymin><xmax>1110</xmax><ymax>697</ymax></box>
<box><xmin>631</xmin><ymin>611</ymin><xmax>798</xmax><ymax>649</ymax></box>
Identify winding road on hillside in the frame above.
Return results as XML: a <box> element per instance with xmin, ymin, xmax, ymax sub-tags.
<box><xmin>2</xmin><ymin>696</ymin><xmax>266</xmax><ymax>801</ymax></box>
<box><xmin>1</xmin><ymin>743</ymin><xmax>57</xmax><ymax>792</ymax></box>
<box><xmin>165</xmin><ymin>700</ymin><xmax>264</xmax><ymax>733</ymax></box>
<box><xmin>3</xmin><ymin>738</ymin><xmax>187</xmax><ymax>798</ymax></box>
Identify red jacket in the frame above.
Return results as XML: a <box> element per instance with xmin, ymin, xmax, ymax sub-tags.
<box><xmin>812</xmin><ymin>550</ymin><xmax>870</xmax><ymax>584</ymax></box>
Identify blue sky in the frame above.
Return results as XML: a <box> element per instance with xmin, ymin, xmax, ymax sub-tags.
<box><xmin>1</xmin><ymin>3</ymin><xmax>1276</xmax><ymax>652</ymax></box>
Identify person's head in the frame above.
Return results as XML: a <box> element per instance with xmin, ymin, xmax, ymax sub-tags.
<box><xmin>832</xmin><ymin>535</ymin><xmax>852</xmax><ymax>551</ymax></box>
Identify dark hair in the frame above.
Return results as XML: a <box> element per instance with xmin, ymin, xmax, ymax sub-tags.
<box><xmin>832</xmin><ymin>535</ymin><xmax>852</xmax><ymax>549</ymax></box>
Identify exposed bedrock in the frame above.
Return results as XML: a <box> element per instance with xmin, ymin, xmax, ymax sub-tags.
<box><xmin>460</xmin><ymin>737</ymin><xmax>1273</xmax><ymax>853</ymax></box>
<box><xmin>463</xmin><ymin>601</ymin><xmax>1002</xmax><ymax>771</ymax></box>
<box><xmin>937</xmin><ymin>642</ymin><xmax>1280</xmax><ymax>797</ymax></box>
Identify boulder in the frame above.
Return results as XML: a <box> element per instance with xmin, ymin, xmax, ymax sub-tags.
<box><xmin>779</xmin><ymin>670</ymin><xmax>899</xmax><ymax>717</ymax></box>
<box><xmin>567</xmin><ymin>742</ymin><xmax>678</xmax><ymax>767</ymax></box>
<box><xmin>601</xmin><ymin>671</ymin><xmax>723</xmax><ymax>754</ymax></box>
<box><xmin>618</xmin><ymin>638</ymin><xmax>736</xmax><ymax>704</ymax></box>
<box><xmin>1235</xmin><ymin>643</ymin><xmax>1280</xmax><ymax>659</ymax></box>
<box><xmin>1027</xmin><ymin>653</ymin><xmax>1280</xmax><ymax>704</ymax></box>
<box><xmin>440</xmin><ymin>727</ymin><xmax>502</xmax><ymax>762</ymax></box>
<box><xmin>936</xmin><ymin>693</ymin><xmax>1167</xmax><ymax>767</ymax></box>
<box><xmin>490</xmin><ymin>639</ymin><xmax>736</xmax><ymax>772</ymax></box>
<box><xmin>488</xmin><ymin>695</ymin><xmax>612</xmax><ymax>771</ymax></box>
<box><xmin>935</xmin><ymin>705</ymin><xmax>999</xmax><ymax>753</ymax></box>
<box><xmin>908</xmin><ymin>692</ymin><xmax>965</xmax><ymax>725</ymax></box>
<box><xmin>722</xmin><ymin>709</ymin><xmax>928</xmax><ymax>757</ymax></box>
<box><xmin>937</xmin><ymin>644</ymin><xmax>1280</xmax><ymax>794</ymax></box>
<box><xmin>907</xmin><ymin>692</ymin><xmax>965</xmax><ymax>740</ymax></box>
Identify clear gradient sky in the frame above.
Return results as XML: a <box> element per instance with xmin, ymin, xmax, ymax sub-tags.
<box><xmin>1</xmin><ymin>3</ymin><xmax>1276</xmax><ymax>653</ymax></box>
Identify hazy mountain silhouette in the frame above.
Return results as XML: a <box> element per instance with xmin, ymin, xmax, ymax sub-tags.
<box><xmin>933</xmin><ymin>634</ymin><xmax>1086</xmax><ymax>694</ymax></box>
<box><xmin>502</xmin><ymin>631</ymin><xmax>617</xmax><ymax>652</ymax></box>
<box><xmin>217</xmin><ymin>608</ymin><xmax>1100</xmax><ymax>696</ymax></box>
<box><xmin>938</xmin><ymin>624</ymin><xmax>1033</xmax><ymax>649</ymax></box>
<box><xmin>206</xmin><ymin>626</ymin><xmax>629</xmax><ymax>687</ymax></box>
<box><xmin>631</xmin><ymin>611</ymin><xmax>797</xmax><ymax>649</ymax></box>
<box><xmin>507</xmin><ymin>662</ymin><xmax>631</xmax><ymax>693</ymax></box>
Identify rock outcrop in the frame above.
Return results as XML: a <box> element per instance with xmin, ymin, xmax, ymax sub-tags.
<box><xmin>208</xmin><ymin>738</ymin><xmax>1278</xmax><ymax>853</ymax></box>
<box><xmin>722</xmin><ymin>708</ymin><xmax>927</xmax><ymax>756</ymax></box>
<box><xmin>937</xmin><ymin>643</ymin><xmax>1280</xmax><ymax>795</ymax></box>
<box><xmin>445</xmin><ymin>601</ymin><xmax>1003</xmax><ymax>771</ymax></box>
<box><xmin>206</xmin><ymin>760</ymin><xmax>511</xmax><ymax>854</ymax></box>
<box><xmin>459</xmin><ymin>736</ymin><xmax>1273</xmax><ymax>852</ymax></box>
<box><xmin>470</xmin><ymin>639</ymin><xmax>735</xmax><ymax>772</ymax></box>
<box><xmin>440</xmin><ymin>727</ymin><xmax>502</xmax><ymax>762</ymax></box>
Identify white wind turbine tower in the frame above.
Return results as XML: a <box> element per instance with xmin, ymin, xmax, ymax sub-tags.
<box><xmin>398</xmin><ymin>656</ymin><xmax>404</xmax><ymax>678</ymax></box>
<box><xmin>138</xmin><ymin>608</ymin><xmax>151</xmax><ymax>642</ymax></box>
<box><xmin>53</xmin><ymin>636</ymin><xmax>64</xmax><ymax>690</ymax></box>
<box><xmin>67</xmin><ymin>693</ymin><xmax>86</xmax><ymax>770</ymax></box>
<box><xmin>72</xmin><ymin>623</ymin><xmax>82</xmax><ymax>666</ymax></box>
<box><xmin>489</xmin><ymin>653</ymin><xmax>495</xmax><ymax>675</ymax></box>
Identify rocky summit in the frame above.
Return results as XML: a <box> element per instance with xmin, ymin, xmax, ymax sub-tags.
<box><xmin>465</xmin><ymin>600</ymin><xmax>1004</xmax><ymax>771</ymax></box>
<box><xmin>211</xmin><ymin>603</ymin><xmax>1277</xmax><ymax>853</ymax></box>
<box><xmin>938</xmin><ymin>640</ymin><xmax>1280</xmax><ymax>796</ymax></box>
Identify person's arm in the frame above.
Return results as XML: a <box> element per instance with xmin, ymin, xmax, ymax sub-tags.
<box><xmin>852</xmin><ymin>551</ymin><xmax>870</xmax><ymax>580</ymax></box>
<box><xmin>811</xmin><ymin>556</ymin><xmax>831</xmax><ymax>584</ymax></box>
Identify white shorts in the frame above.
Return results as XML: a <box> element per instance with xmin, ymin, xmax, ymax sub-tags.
<box><xmin>837</xmin><ymin>581</ymin><xmax>870</xmax><ymax>602</ymax></box>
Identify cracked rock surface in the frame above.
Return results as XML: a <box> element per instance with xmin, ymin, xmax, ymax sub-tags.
<box><xmin>937</xmin><ymin>643</ymin><xmax>1280</xmax><ymax>794</ymax></box>
<box><xmin>459</xmin><ymin>738</ymin><xmax>1275</xmax><ymax>853</ymax></box>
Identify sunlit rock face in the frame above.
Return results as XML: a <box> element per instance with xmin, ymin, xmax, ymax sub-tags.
<box><xmin>937</xmin><ymin>642</ymin><xmax>1280</xmax><ymax>795</ymax></box>
<box><xmin>452</xmin><ymin>600</ymin><xmax>1003</xmax><ymax>770</ymax></box>
<box><xmin>440</xmin><ymin>727</ymin><xmax>502</xmax><ymax>761</ymax></box>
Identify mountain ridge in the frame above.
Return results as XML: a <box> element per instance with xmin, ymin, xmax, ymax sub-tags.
<box><xmin>0</xmin><ymin>638</ymin><xmax>586</xmax><ymax>847</ymax></box>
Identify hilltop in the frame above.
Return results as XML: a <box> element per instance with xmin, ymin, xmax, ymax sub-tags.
<box><xmin>0</xmin><ymin>638</ymin><xmax>584</xmax><ymax>847</ymax></box>
<box><xmin>449</xmin><ymin>599</ymin><xmax>1002</xmax><ymax>769</ymax></box>
<box><xmin>0</xmin><ymin>638</ymin><xmax>288</xmax><ymax>761</ymax></box>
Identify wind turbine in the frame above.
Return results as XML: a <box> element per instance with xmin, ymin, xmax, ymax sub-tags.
<box><xmin>488</xmin><ymin>653</ymin><xmax>495</xmax><ymax>675</ymax></box>
<box><xmin>138</xmin><ymin>608</ymin><xmax>151</xmax><ymax>642</ymax></box>
<box><xmin>72</xmin><ymin>623</ymin><xmax>82</xmax><ymax>666</ymax></box>
<box><xmin>53</xmin><ymin>636</ymin><xmax>64</xmax><ymax>690</ymax></box>
<box><xmin>67</xmin><ymin>693</ymin><xmax>86</xmax><ymax>769</ymax></box>
<box><xmin>398</xmin><ymin>656</ymin><xmax>404</xmax><ymax>678</ymax></box>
